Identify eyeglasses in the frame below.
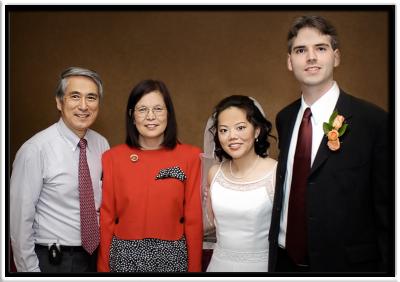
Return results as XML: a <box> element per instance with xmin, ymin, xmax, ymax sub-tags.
<box><xmin>133</xmin><ymin>106</ymin><xmax>166</xmax><ymax>118</ymax></box>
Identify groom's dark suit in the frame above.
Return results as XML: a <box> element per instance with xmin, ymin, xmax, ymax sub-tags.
<box><xmin>268</xmin><ymin>90</ymin><xmax>392</xmax><ymax>273</ymax></box>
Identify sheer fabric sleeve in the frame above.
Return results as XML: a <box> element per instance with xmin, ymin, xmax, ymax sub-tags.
<box><xmin>265</xmin><ymin>160</ymin><xmax>278</xmax><ymax>203</ymax></box>
<box><xmin>201</xmin><ymin>153</ymin><xmax>217</xmax><ymax>236</ymax></box>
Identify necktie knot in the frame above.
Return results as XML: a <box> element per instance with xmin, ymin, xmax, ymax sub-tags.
<box><xmin>79</xmin><ymin>138</ymin><xmax>87</xmax><ymax>149</ymax></box>
<box><xmin>303</xmin><ymin>107</ymin><xmax>312</xmax><ymax>120</ymax></box>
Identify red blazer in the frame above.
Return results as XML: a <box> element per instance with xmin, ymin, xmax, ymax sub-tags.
<box><xmin>97</xmin><ymin>143</ymin><xmax>203</xmax><ymax>272</ymax></box>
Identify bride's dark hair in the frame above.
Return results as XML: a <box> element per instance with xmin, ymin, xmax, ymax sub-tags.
<box><xmin>209</xmin><ymin>95</ymin><xmax>275</xmax><ymax>162</ymax></box>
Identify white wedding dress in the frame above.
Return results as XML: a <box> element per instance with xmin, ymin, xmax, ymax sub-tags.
<box><xmin>206</xmin><ymin>161</ymin><xmax>276</xmax><ymax>272</ymax></box>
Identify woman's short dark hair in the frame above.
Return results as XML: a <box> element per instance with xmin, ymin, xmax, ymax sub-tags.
<box><xmin>287</xmin><ymin>15</ymin><xmax>339</xmax><ymax>53</ymax></box>
<box><xmin>209</xmin><ymin>95</ymin><xmax>275</xmax><ymax>162</ymax></box>
<box><xmin>126</xmin><ymin>79</ymin><xmax>178</xmax><ymax>149</ymax></box>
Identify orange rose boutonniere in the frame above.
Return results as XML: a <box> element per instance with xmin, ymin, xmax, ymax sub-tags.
<box><xmin>323</xmin><ymin>110</ymin><xmax>348</xmax><ymax>151</ymax></box>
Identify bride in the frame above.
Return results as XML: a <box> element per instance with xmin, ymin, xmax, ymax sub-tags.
<box><xmin>203</xmin><ymin>95</ymin><xmax>277</xmax><ymax>272</ymax></box>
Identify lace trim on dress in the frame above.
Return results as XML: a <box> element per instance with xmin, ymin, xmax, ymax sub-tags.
<box><xmin>213</xmin><ymin>245</ymin><xmax>268</xmax><ymax>263</ymax></box>
<box><xmin>215</xmin><ymin>171</ymin><xmax>273</xmax><ymax>192</ymax></box>
<box><xmin>213</xmin><ymin>161</ymin><xmax>277</xmax><ymax>202</ymax></box>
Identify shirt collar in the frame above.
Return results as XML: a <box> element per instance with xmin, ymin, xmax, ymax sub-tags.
<box><xmin>56</xmin><ymin>118</ymin><xmax>93</xmax><ymax>152</ymax></box>
<box><xmin>300</xmin><ymin>81</ymin><xmax>340</xmax><ymax>126</ymax></box>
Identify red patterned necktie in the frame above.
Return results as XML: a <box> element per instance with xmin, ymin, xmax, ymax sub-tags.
<box><xmin>78</xmin><ymin>138</ymin><xmax>99</xmax><ymax>254</ymax></box>
<box><xmin>286</xmin><ymin>107</ymin><xmax>312</xmax><ymax>265</ymax></box>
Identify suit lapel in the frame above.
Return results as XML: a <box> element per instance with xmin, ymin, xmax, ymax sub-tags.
<box><xmin>278</xmin><ymin>102</ymin><xmax>301</xmax><ymax>176</ymax></box>
<box><xmin>310</xmin><ymin>90</ymin><xmax>353</xmax><ymax>176</ymax></box>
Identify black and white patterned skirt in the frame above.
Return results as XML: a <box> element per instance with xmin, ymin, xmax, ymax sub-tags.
<box><xmin>109</xmin><ymin>236</ymin><xmax>188</xmax><ymax>272</ymax></box>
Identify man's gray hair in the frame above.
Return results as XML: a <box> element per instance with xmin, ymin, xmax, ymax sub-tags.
<box><xmin>55</xmin><ymin>67</ymin><xmax>104</xmax><ymax>100</ymax></box>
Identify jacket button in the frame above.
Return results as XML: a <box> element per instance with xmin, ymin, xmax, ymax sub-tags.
<box><xmin>115</xmin><ymin>217</ymin><xmax>119</xmax><ymax>224</ymax></box>
<box><xmin>179</xmin><ymin>217</ymin><xmax>184</xmax><ymax>224</ymax></box>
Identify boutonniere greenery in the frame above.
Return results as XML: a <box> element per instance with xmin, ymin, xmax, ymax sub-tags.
<box><xmin>323</xmin><ymin>110</ymin><xmax>348</xmax><ymax>151</ymax></box>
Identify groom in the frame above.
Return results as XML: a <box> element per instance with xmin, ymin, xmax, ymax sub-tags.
<box><xmin>268</xmin><ymin>15</ymin><xmax>392</xmax><ymax>273</ymax></box>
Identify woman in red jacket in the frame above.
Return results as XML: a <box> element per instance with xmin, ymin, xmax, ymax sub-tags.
<box><xmin>97</xmin><ymin>79</ymin><xmax>203</xmax><ymax>272</ymax></box>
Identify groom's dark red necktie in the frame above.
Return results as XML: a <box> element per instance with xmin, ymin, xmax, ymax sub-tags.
<box><xmin>286</xmin><ymin>107</ymin><xmax>312</xmax><ymax>265</ymax></box>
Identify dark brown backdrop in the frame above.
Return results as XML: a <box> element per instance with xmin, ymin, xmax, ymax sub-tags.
<box><xmin>9</xmin><ymin>7</ymin><xmax>391</xmax><ymax>162</ymax></box>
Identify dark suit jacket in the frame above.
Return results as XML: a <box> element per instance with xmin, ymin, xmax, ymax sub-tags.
<box><xmin>268</xmin><ymin>90</ymin><xmax>392</xmax><ymax>273</ymax></box>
